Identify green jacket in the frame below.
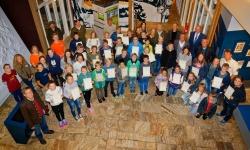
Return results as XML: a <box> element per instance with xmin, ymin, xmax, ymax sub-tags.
<box><xmin>77</xmin><ymin>72</ymin><xmax>92</xmax><ymax>91</ymax></box>
<box><xmin>70</xmin><ymin>26</ymin><xmax>86</xmax><ymax>41</ymax></box>
<box><xmin>91</xmin><ymin>69</ymin><xmax>106</xmax><ymax>89</ymax></box>
<box><xmin>127</xmin><ymin>60</ymin><xmax>140</xmax><ymax>78</ymax></box>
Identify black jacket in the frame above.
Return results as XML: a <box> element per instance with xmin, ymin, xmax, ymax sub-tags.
<box><xmin>225</xmin><ymin>83</ymin><xmax>246</xmax><ymax>107</ymax></box>
<box><xmin>197</xmin><ymin>98</ymin><xmax>217</xmax><ymax>118</ymax></box>
<box><xmin>160</xmin><ymin>49</ymin><xmax>177</xmax><ymax>69</ymax></box>
<box><xmin>197</xmin><ymin>46</ymin><xmax>215</xmax><ymax>63</ymax></box>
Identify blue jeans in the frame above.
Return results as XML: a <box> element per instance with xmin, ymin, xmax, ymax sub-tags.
<box><xmin>154</xmin><ymin>55</ymin><xmax>161</xmax><ymax>74</ymax></box>
<box><xmin>22</xmin><ymin>78</ymin><xmax>35</xmax><ymax>91</ymax></box>
<box><xmin>182</xmin><ymin>92</ymin><xmax>191</xmax><ymax>104</ymax></box>
<box><xmin>117</xmin><ymin>82</ymin><xmax>125</xmax><ymax>96</ymax></box>
<box><xmin>129</xmin><ymin>77</ymin><xmax>137</xmax><ymax>92</ymax></box>
<box><xmin>66</xmin><ymin>99</ymin><xmax>81</xmax><ymax>117</ymax></box>
<box><xmin>139</xmin><ymin>77</ymin><xmax>149</xmax><ymax>93</ymax></box>
<box><xmin>11</xmin><ymin>88</ymin><xmax>23</xmax><ymax>102</ymax></box>
<box><xmin>167</xmin><ymin>85</ymin><xmax>178</xmax><ymax>96</ymax></box>
<box><xmin>34</xmin><ymin>115</ymin><xmax>49</xmax><ymax>140</ymax></box>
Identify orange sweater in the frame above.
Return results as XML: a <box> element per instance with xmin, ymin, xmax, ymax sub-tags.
<box><xmin>30</xmin><ymin>53</ymin><xmax>43</xmax><ymax>67</ymax></box>
<box><xmin>51</xmin><ymin>40</ymin><xmax>65</xmax><ymax>58</ymax></box>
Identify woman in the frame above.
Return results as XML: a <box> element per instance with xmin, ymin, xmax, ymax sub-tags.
<box><xmin>61</xmin><ymin>49</ymin><xmax>74</xmax><ymax>70</ymax></box>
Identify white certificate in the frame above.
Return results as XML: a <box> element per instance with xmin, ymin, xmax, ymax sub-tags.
<box><xmin>75</xmin><ymin>41</ymin><xmax>82</xmax><ymax>46</ymax></box>
<box><xmin>72</xmin><ymin>73</ymin><xmax>78</xmax><ymax>81</ymax></box>
<box><xmin>107</xmin><ymin>39</ymin><xmax>113</xmax><ymax>47</ymax></box>
<box><xmin>129</xmin><ymin>67</ymin><xmax>137</xmax><ymax>77</ymax></box>
<box><xmin>104</xmin><ymin>49</ymin><xmax>112</xmax><ymax>59</ymax></box>
<box><xmin>132</xmin><ymin>46</ymin><xmax>139</xmax><ymax>56</ymax></box>
<box><xmin>224</xmin><ymin>86</ymin><xmax>235</xmax><ymax>99</ymax></box>
<box><xmin>83</xmin><ymin>52</ymin><xmax>87</xmax><ymax>61</ymax></box>
<box><xmin>70</xmin><ymin>87</ymin><xmax>81</xmax><ymax>100</ymax></box>
<box><xmin>159</xmin><ymin>82</ymin><xmax>167</xmax><ymax>91</ymax></box>
<box><xmin>172</xmin><ymin>73</ymin><xmax>182</xmax><ymax>84</ymax></box>
<box><xmin>107</xmin><ymin>68</ymin><xmax>115</xmax><ymax>78</ymax></box>
<box><xmin>121</xmin><ymin>68</ymin><xmax>128</xmax><ymax>78</ymax></box>
<box><xmin>96</xmin><ymin>73</ymin><xmax>104</xmax><ymax>81</ymax></box>
<box><xmin>179</xmin><ymin>60</ymin><xmax>187</xmax><ymax>70</ymax></box>
<box><xmin>116</xmin><ymin>46</ymin><xmax>123</xmax><ymax>56</ymax></box>
<box><xmin>149</xmin><ymin>54</ymin><xmax>155</xmax><ymax>62</ymax></box>
<box><xmin>92</xmin><ymin>59</ymin><xmax>99</xmax><ymax>66</ymax></box>
<box><xmin>143</xmin><ymin>66</ymin><xmax>151</xmax><ymax>77</ymax></box>
<box><xmin>83</xmin><ymin>78</ymin><xmax>93</xmax><ymax>90</ymax></box>
<box><xmin>117</xmin><ymin>34</ymin><xmax>123</xmax><ymax>38</ymax></box>
<box><xmin>192</xmin><ymin>67</ymin><xmax>200</xmax><ymax>77</ymax></box>
<box><xmin>181</xmin><ymin>81</ymin><xmax>190</xmax><ymax>92</ymax></box>
<box><xmin>122</xmin><ymin>36</ymin><xmax>129</xmax><ymax>45</ymax></box>
<box><xmin>155</xmin><ymin>44</ymin><xmax>163</xmax><ymax>54</ymax></box>
<box><xmin>212</xmin><ymin>76</ymin><xmax>223</xmax><ymax>89</ymax></box>
<box><xmin>189</xmin><ymin>92</ymin><xmax>200</xmax><ymax>103</ymax></box>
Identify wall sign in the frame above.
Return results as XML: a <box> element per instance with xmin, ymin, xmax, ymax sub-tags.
<box><xmin>234</xmin><ymin>42</ymin><xmax>245</xmax><ymax>53</ymax></box>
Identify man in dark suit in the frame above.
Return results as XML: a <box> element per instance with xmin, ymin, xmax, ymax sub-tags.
<box><xmin>166</xmin><ymin>23</ymin><xmax>181</xmax><ymax>44</ymax></box>
<box><xmin>174</xmin><ymin>33</ymin><xmax>189</xmax><ymax>55</ymax></box>
<box><xmin>189</xmin><ymin>25</ymin><xmax>206</xmax><ymax>58</ymax></box>
<box><xmin>197</xmin><ymin>38</ymin><xmax>215</xmax><ymax>63</ymax></box>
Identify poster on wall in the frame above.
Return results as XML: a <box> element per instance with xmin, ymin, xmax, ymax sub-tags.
<box><xmin>134</xmin><ymin>0</ymin><xmax>172</xmax><ymax>22</ymax></box>
<box><xmin>71</xmin><ymin>0</ymin><xmax>94</xmax><ymax>28</ymax></box>
<box><xmin>246</xmin><ymin>49</ymin><xmax>250</xmax><ymax>56</ymax></box>
<box><xmin>119</xmin><ymin>1</ymin><xmax>129</xmax><ymax>32</ymax></box>
<box><xmin>234</xmin><ymin>42</ymin><xmax>245</xmax><ymax>53</ymax></box>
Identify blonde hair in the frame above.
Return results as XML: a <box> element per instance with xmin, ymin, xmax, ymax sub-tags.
<box><xmin>13</xmin><ymin>54</ymin><xmax>28</xmax><ymax>70</ymax></box>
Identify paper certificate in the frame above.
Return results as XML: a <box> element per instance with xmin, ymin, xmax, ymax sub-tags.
<box><xmin>159</xmin><ymin>82</ymin><xmax>167</xmax><ymax>91</ymax></box>
<box><xmin>179</xmin><ymin>60</ymin><xmax>187</xmax><ymax>70</ymax></box>
<box><xmin>72</xmin><ymin>73</ymin><xmax>78</xmax><ymax>81</ymax></box>
<box><xmin>107</xmin><ymin>39</ymin><xmax>113</xmax><ymax>47</ymax></box>
<box><xmin>116</xmin><ymin>46</ymin><xmax>123</xmax><ymax>56</ymax></box>
<box><xmin>117</xmin><ymin>34</ymin><xmax>123</xmax><ymax>38</ymax></box>
<box><xmin>212</xmin><ymin>76</ymin><xmax>223</xmax><ymax>89</ymax></box>
<box><xmin>172</xmin><ymin>73</ymin><xmax>182</xmax><ymax>84</ymax></box>
<box><xmin>129</xmin><ymin>67</ymin><xmax>137</xmax><ymax>77</ymax></box>
<box><xmin>149</xmin><ymin>54</ymin><xmax>155</xmax><ymax>62</ymax></box>
<box><xmin>143</xmin><ymin>66</ymin><xmax>151</xmax><ymax>77</ymax></box>
<box><xmin>155</xmin><ymin>44</ymin><xmax>163</xmax><ymax>54</ymax></box>
<box><xmin>83</xmin><ymin>78</ymin><xmax>93</xmax><ymax>90</ymax></box>
<box><xmin>121</xmin><ymin>68</ymin><xmax>128</xmax><ymax>78</ymax></box>
<box><xmin>189</xmin><ymin>92</ymin><xmax>200</xmax><ymax>103</ymax></box>
<box><xmin>181</xmin><ymin>81</ymin><xmax>190</xmax><ymax>92</ymax></box>
<box><xmin>192</xmin><ymin>67</ymin><xmax>200</xmax><ymax>77</ymax></box>
<box><xmin>107</xmin><ymin>68</ymin><xmax>115</xmax><ymax>78</ymax></box>
<box><xmin>132</xmin><ymin>46</ymin><xmax>139</xmax><ymax>56</ymax></box>
<box><xmin>92</xmin><ymin>59</ymin><xmax>99</xmax><ymax>66</ymax></box>
<box><xmin>104</xmin><ymin>50</ymin><xmax>112</xmax><ymax>58</ymax></box>
<box><xmin>122</xmin><ymin>36</ymin><xmax>129</xmax><ymax>45</ymax></box>
<box><xmin>75</xmin><ymin>41</ymin><xmax>82</xmax><ymax>46</ymax></box>
<box><xmin>224</xmin><ymin>86</ymin><xmax>235</xmax><ymax>99</ymax></box>
<box><xmin>70</xmin><ymin>87</ymin><xmax>81</xmax><ymax>100</ymax></box>
<box><xmin>83</xmin><ymin>52</ymin><xmax>87</xmax><ymax>61</ymax></box>
<box><xmin>96</xmin><ymin>73</ymin><xmax>104</xmax><ymax>81</ymax></box>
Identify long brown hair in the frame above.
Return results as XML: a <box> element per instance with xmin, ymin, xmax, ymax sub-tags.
<box><xmin>13</xmin><ymin>54</ymin><xmax>28</xmax><ymax>69</ymax></box>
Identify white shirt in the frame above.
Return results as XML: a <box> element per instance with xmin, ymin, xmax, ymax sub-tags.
<box><xmin>86</xmin><ymin>38</ymin><xmax>100</xmax><ymax>49</ymax></box>
<box><xmin>73</xmin><ymin>61</ymin><xmax>86</xmax><ymax>75</ymax></box>
<box><xmin>45</xmin><ymin>86</ymin><xmax>63</xmax><ymax>106</ymax></box>
<box><xmin>220</xmin><ymin>58</ymin><xmax>239</xmax><ymax>76</ymax></box>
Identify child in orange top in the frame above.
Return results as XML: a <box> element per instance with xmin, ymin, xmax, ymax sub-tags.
<box><xmin>30</xmin><ymin>45</ymin><xmax>43</xmax><ymax>67</ymax></box>
<box><xmin>51</xmin><ymin>33</ymin><xmax>65</xmax><ymax>58</ymax></box>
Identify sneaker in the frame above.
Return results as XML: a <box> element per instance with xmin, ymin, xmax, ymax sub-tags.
<box><xmin>79</xmin><ymin>114</ymin><xmax>84</xmax><ymax>120</ymax></box>
<box><xmin>216</xmin><ymin>113</ymin><xmax>222</xmax><ymax>116</ymax></box>
<box><xmin>219</xmin><ymin>119</ymin><xmax>227</xmax><ymax>125</ymax></box>
<box><xmin>62</xmin><ymin>119</ymin><xmax>68</xmax><ymax>126</ymax></box>
<box><xmin>39</xmin><ymin>138</ymin><xmax>47</xmax><ymax>144</ymax></box>
<box><xmin>75</xmin><ymin>116</ymin><xmax>80</xmax><ymax>122</ymax></box>
<box><xmin>59</xmin><ymin>121</ymin><xmax>64</xmax><ymax>128</ymax></box>
<box><xmin>166</xmin><ymin>94</ymin><xmax>169</xmax><ymax>97</ymax></box>
<box><xmin>140</xmin><ymin>92</ymin><xmax>143</xmax><ymax>95</ymax></box>
<box><xmin>102</xmin><ymin>97</ymin><xmax>106</xmax><ymax>101</ymax></box>
<box><xmin>145</xmin><ymin>91</ymin><xmax>148</xmax><ymax>94</ymax></box>
<box><xmin>44</xmin><ymin>130</ymin><xmax>54</xmax><ymax>134</ymax></box>
<box><xmin>112</xmin><ymin>93</ymin><xmax>116</xmax><ymax>97</ymax></box>
<box><xmin>98</xmin><ymin>99</ymin><xmax>102</xmax><ymax>103</ymax></box>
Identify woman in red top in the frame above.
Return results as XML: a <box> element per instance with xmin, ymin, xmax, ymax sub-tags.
<box><xmin>2</xmin><ymin>64</ymin><xmax>23</xmax><ymax>102</ymax></box>
<box><xmin>50</xmin><ymin>33</ymin><xmax>65</xmax><ymax>58</ymax></box>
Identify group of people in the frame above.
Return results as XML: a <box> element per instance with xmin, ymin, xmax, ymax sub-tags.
<box><xmin>1</xmin><ymin>20</ymin><xmax>246</xmax><ymax>144</ymax></box>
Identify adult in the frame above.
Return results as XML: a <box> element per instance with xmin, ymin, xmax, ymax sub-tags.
<box><xmin>219</xmin><ymin>49</ymin><xmax>239</xmax><ymax>78</ymax></box>
<box><xmin>70</xmin><ymin>19</ymin><xmax>86</xmax><ymax>43</ymax></box>
<box><xmin>189</xmin><ymin>25</ymin><xmax>206</xmax><ymax>58</ymax></box>
<box><xmin>166</xmin><ymin>23</ymin><xmax>181</xmax><ymax>44</ymax></box>
<box><xmin>174</xmin><ymin>33</ymin><xmax>189</xmax><ymax>56</ymax></box>
<box><xmin>46</xmin><ymin>21</ymin><xmax>64</xmax><ymax>45</ymax></box>
<box><xmin>197</xmin><ymin>39</ymin><xmax>215</xmax><ymax>63</ymax></box>
<box><xmin>155</xmin><ymin>24</ymin><xmax>167</xmax><ymax>43</ymax></box>
<box><xmin>20</xmin><ymin>87</ymin><xmax>54</xmax><ymax>144</ymax></box>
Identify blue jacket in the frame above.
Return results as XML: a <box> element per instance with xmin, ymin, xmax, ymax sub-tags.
<box><xmin>214</xmin><ymin>70</ymin><xmax>231</xmax><ymax>92</ymax></box>
<box><xmin>188</xmin><ymin>31</ymin><xmax>206</xmax><ymax>57</ymax></box>
<box><xmin>69</xmin><ymin>39</ymin><xmax>84</xmax><ymax>53</ymax></box>
<box><xmin>127</xmin><ymin>42</ymin><xmax>144</xmax><ymax>57</ymax></box>
<box><xmin>46</xmin><ymin>54</ymin><xmax>62</xmax><ymax>75</ymax></box>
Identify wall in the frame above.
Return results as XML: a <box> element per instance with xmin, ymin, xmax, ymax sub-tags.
<box><xmin>0</xmin><ymin>7</ymin><xmax>30</xmax><ymax>106</ymax></box>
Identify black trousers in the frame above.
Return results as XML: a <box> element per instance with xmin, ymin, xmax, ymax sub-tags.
<box><xmin>155</xmin><ymin>87</ymin><xmax>164</xmax><ymax>96</ymax></box>
<box><xmin>83</xmin><ymin>90</ymin><xmax>92</xmax><ymax>108</ymax></box>
<box><xmin>104</xmin><ymin>81</ymin><xmax>116</xmax><ymax>97</ymax></box>
<box><xmin>51</xmin><ymin>73</ymin><xmax>64</xmax><ymax>86</ymax></box>
<box><xmin>220</xmin><ymin>100</ymin><xmax>236</xmax><ymax>122</ymax></box>
<box><xmin>51</xmin><ymin>103</ymin><xmax>65</xmax><ymax>121</ymax></box>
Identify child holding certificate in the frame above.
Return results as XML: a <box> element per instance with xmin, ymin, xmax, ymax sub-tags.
<box><xmin>138</xmin><ymin>55</ymin><xmax>152</xmax><ymax>95</ymax></box>
<box><xmin>213</xmin><ymin>63</ymin><xmax>231</xmax><ymax>94</ymax></box>
<box><xmin>167</xmin><ymin>65</ymin><xmax>184</xmax><ymax>96</ymax></box>
<box><xmin>154</xmin><ymin>68</ymin><xmax>168</xmax><ymax>96</ymax></box>
<box><xmin>217</xmin><ymin>76</ymin><xmax>246</xmax><ymax>124</ymax></box>
<box><xmin>87</xmin><ymin>46</ymin><xmax>101</xmax><ymax>70</ymax></box>
<box><xmin>103</xmin><ymin>58</ymin><xmax>116</xmax><ymax>97</ymax></box>
<box><xmin>154</xmin><ymin>36</ymin><xmax>164</xmax><ymax>73</ymax></box>
<box><xmin>114</xmin><ymin>37</ymin><xmax>125</xmax><ymax>58</ymax></box>
<box><xmin>176</xmin><ymin>47</ymin><xmax>192</xmax><ymax>77</ymax></box>
<box><xmin>99</xmin><ymin>39</ymin><xmax>113</xmax><ymax>62</ymax></box>
<box><xmin>181</xmin><ymin>72</ymin><xmax>197</xmax><ymax>96</ymax></box>
<box><xmin>64</xmin><ymin>64</ymin><xmax>78</xmax><ymax>81</ymax></box>
<box><xmin>127</xmin><ymin>53</ymin><xmax>141</xmax><ymax>93</ymax></box>
<box><xmin>204</xmin><ymin>57</ymin><xmax>220</xmax><ymax>92</ymax></box>
<box><xmin>86</xmin><ymin>31</ymin><xmax>100</xmax><ymax>49</ymax></box>
<box><xmin>91</xmin><ymin>62</ymin><xmax>106</xmax><ymax>103</ymax></box>
<box><xmin>116</xmin><ymin>61</ymin><xmax>128</xmax><ymax>98</ymax></box>
<box><xmin>115</xmin><ymin>48</ymin><xmax>129</xmax><ymax>65</ymax></box>
<box><xmin>45</xmin><ymin>81</ymin><xmax>67</xmax><ymax>128</ymax></box>
<box><xmin>192</xmin><ymin>53</ymin><xmax>207</xmax><ymax>89</ymax></box>
<box><xmin>63</xmin><ymin>74</ymin><xmax>83</xmax><ymax>121</ymax></box>
<box><xmin>77</xmin><ymin>66</ymin><xmax>94</xmax><ymax>113</ymax></box>
<box><xmin>73</xmin><ymin>53</ymin><xmax>86</xmax><ymax>75</ymax></box>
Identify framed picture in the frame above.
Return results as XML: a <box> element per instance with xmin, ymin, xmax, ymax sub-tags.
<box><xmin>246</xmin><ymin>49</ymin><xmax>250</xmax><ymax>56</ymax></box>
<box><xmin>234</xmin><ymin>42</ymin><xmax>245</xmax><ymax>53</ymax></box>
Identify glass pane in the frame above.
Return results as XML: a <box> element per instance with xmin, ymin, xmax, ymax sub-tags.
<box><xmin>39</xmin><ymin>7</ymin><xmax>49</xmax><ymax>30</ymax></box>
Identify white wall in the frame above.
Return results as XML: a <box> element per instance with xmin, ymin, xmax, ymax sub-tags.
<box><xmin>0</xmin><ymin>7</ymin><xmax>30</xmax><ymax>106</ymax></box>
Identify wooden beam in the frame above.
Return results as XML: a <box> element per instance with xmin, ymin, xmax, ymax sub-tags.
<box><xmin>128</xmin><ymin>0</ymin><xmax>132</xmax><ymax>30</ymax></box>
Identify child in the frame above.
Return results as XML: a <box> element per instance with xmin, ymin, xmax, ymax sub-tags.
<box><xmin>213</xmin><ymin>63</ymin><xmax>231</xmax><ymax>93</ymax></box>
<box><xmin>196</xmin><ymin>92</ymin><xmax>217</xmax><ymax>120</ymax></box>
<box><xmin>63</xmin><ymin>74</ymin><xmax>83</xmax><ymax>121</ymax></box>
<box><xmin>45</xmin><ymin>81</ymin><xmax>67</xmax><ymax>127</ymax></box>
<box><xmin>116</xmin><ymin>61</ymin><xmax>127</xmax><ymax>98</ymax></box>
<box><xmin>127</xmin><ymin>53</ymin><xmax>140</xmax><ymax>93</ymax></box>
<box><xmin>127</xmin><ymin>36</ymin><xmax>144</xmax><ymax>57</ymax></box>
<box><xmin>103</xmin><ymin>31</ymin><xmax>113</xmax><ymax>47</ymax></box>
<box><xmin>103</xmin><ymin>58</ymin><xmax>116</xmax><ymax>97</ymax></box>
<box><xmin>176</xmin><ymin>47</ymin><xmax>192</xmax><ymax>77</ymax></box>
<box><xmin>161</xmin><ymin>43</ymin><xmax>177</xmax><ymax>74</ymax></box>
<box><xmin>87</xmin><ymin>46</ymin><xmax>101</xmax><ymax>70</ymax></box>
<box><xmin>167</xmin><ymin>65</ymin><xmax>184</xmax><ymax>96</ymax></box>
<box><xmin>143</xmin><ymin>38</ymin><xmax>153</xmax><ymax>54</ymax></box>
<box><xmin>192</xmin><ymin>53</ymin><xmax>207</xmax><ymax>88</ymax></box>
<box><xmin>91</xmin><ymin>62</ymin><xmax>106</xmax><ymax>103</ymax></box>
<box><xmin>154</xmin><ymin>68</ymin><xmax>168</xmax><ymax>96</ymax></box>
<box><xmin>181</xmin><ymin>72</ymin><xmax>196</xmax><ymax>95</ymax></box>
<box><xmin>115</xmin><ymin>48</ymin><xmax>129</xmax><ymax>65</ymax></box>
<box><xmin>74</xmin><ymin>43</ymin><xmax>87</xmax><ymax>61</ymax></box>
<box><xmin>77</xmin><ymin>66</ymin><xmax>94</xmax><ymax>113</ymax></box>
<box><xmin>69</xmin><ymin>32</ymin><xmax>84</xmax><ymax>53</ymax></box>
<box><xmin>114</xmin><ymin>37</ymin><xmax>125</xmax><ymax>58</ymax></box>
<box><xmin>204</xmin><ymin>57</ymin><xmax>220</xmax><ymax>92</ymax></box>
<box><xmin>73</xmin><ymin>53</ymin><xmax>86</xmax><ymax>75</ymax></box>
<box><xmin>39</xmin><ymin>56</ymin><xmax>49</xmax><ymax>69</ymax></box>
<box><xmin>35</xmin><ymin>63</ymin><xmax>51</xmax><ymax>89</ymax></box>
<box><xmin>2</xmin><ymin>64</ymin><xmax>23</xmax><ymax>102</ymax></box>
<box><xmin>100</xmin><ymin>39</ymin><xmax>113</xmax><ymax>62</ymax></box>
<box><xmin>64</xmin><ymin>64</ymin><xmax>78</xmax><ymax>81</ymax></box>
<box><xmin>30</xmin><ymin>45</ymin><xmax>43</xmax><ymax>68</ymax></box>
<box><xmin>154</xmin><ymin>36</ymin><xmax>164</xmax><ymax>73</ymax></box>
<box><xmin>138</xmin><ymin>55</ymin><xmax>152</xmax><ymax>95</ymax></box>
<box><xmin>86</xmin><ymin>31</ymin><xmax>100</xmax><ymax>49</ymax></box>
<box><xmin>61</xmin><ymin>49</ymin><xmax>74</xmax><ymax>70</ymax></box>
<box><xmin>50</xmin><ymin>33</ymin><xmax>65</xmax><ymax>58</ymax></box>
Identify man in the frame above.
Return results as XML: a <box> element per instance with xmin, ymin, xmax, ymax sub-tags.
<box><xmin>70</xmin><ymin>19</ymin><xmax>86</xmax><ymax>42</ymax></box>
<box><xmin>20</xmin><ymin>87</ymin><xmax>54</xmax><ymax>144</ymax></box>
<box><xmin>174</xmin><ymin>33</ymin><xmax>189</xmax><ymax>55</ymax></box>
<box><xmin>220</xmin><ymin>49</ymin><xmax>239</xmax><ymax>78</ymax></box>
<box><xmin>155</xmin><ymin>24</ymin><xmax>167</xmax><ymax>43</ymax></box>
<box><xmin>46</xmin><ymin>21</ymin><xmax>64</xmax><ymax>45</ymax></box>
<box><xmin>166</xmin><ymin>23</ymin><xmax>181</xmax><ymax>44</ymax></box>
<box><xmin>188</xmin><ymin>25</ymin><xmax>206</xmax><ymax>58</ymax></box>
<box><xmin>197</xmin><ymin>39</ymin><xmax>215</xmax><ymax>63</ymax></box>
